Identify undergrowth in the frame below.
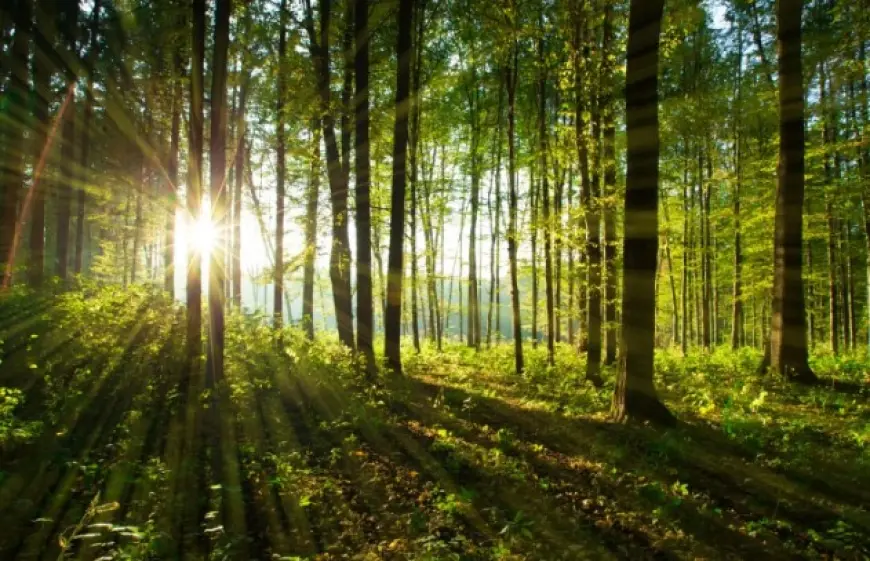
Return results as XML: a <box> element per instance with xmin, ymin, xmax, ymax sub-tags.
<box><xmin>0</xmin><ymin>285</ymin><xmax>868</xmax><ymax>560</ymax></box>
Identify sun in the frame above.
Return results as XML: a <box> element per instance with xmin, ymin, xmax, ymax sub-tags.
<box><xmin>189</xmin><ymin>213</ymin><xmax>217</xmax><ymax>256</ymax></box>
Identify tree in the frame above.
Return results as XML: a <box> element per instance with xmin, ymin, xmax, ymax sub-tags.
<box><xmin>28</xmin><ymin>0</ymin><xmax>53</xmax><ymax>287</ymax></box>
<box><xmin>385</xmin><ymin>0</ymin><xmax>414</xmax><ymax>374</ymax></box>
<box><xmin>1</xmin><ymin>0</ymin><xmax>30</xmax><ymax>288</ymax></box>
<box><xmin>765</xmin><ymin>0</ymin><xmax>817</xmax><ymax>382</ymax></box>
<box><xmin>275</xmin><ymin>0</ymin><xmax>287</xmax><ymax>325</ymax></box>
<box><xmin>575</xmin><ymin>3</ymin><xmax>602</xmax><ymax>385</ymax></box>
<box><xmin>539</xmin><ymin>18</ymin><xmax>555</xmax><ymax>367</ymax></box>
<box><xmin>187</xmin><ymin>0</ymin><xmax>205</xmax><ymax>362</ymax></box>
<box><xmin>56</xmin><ymin>0</ymin><xmax>79</xmax><ymax>281</ymax></box>
<box><xmin>302</xmin><ymin>121</ymin><xmax>320</xmax><ymax>340</ymax></box>
<box><xmin>355</xmin><ymin>0</ymin><xmax>376</xmax><ymax>375</ymax></box>
<box><xmin>505</xmin><ymin>39</ymin><xmax>524</xmax><ymax>375</ymax></box>
<box><xmin>206</xmin><ymin>0</ymin><xmax>231</xmax><ymax>387</ymax></box>
<box><xmin>75</xmin><ymin>0</ymin><xmax>100</xmax><ymax>275</ymax></box>
<box><xmin>612</xmin><ymin>0</ymin><xmax>675</xmax><ymax>425</ymax></box>
<box><xmin>302</xmin><ymin>0</ymin><xmax>355</xmax><ymax>349</ymax></box>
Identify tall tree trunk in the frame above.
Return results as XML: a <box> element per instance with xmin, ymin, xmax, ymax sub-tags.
<box><xmin>355</xmin><ymin>0</ymin><xmax>376</xmax><ymax>373</ymax></box>
<box><xmin>207</xmin><ymin>0</ymin><xmax>231</xmax><ymax>388</ymax></box>
<box><xmin>28</xmin><ymin>0</ymin><xmax>52</xmax><ymax>287</ymax></box>
<box><xmin>612</xmin><ymin>0</ymin><xmax>675</xmax><ymax>425</ymax></box>
<box><xmin>275</xmin><ymin>0</ymin><xmax>287</xmax><ymax>325</ymax></box>
<box><xmin>303</xmin><ymin>122</ymin><xmax>321</xmax><ymax>339</ymax></box>
<box><xmin>488</xmin><ymin>84</ymin><xmax>504</xmax><ymax>347</ymax></box>
<box><xmin>187</xmin><ymin>0</ymin><xmax>205</xmax><ymax>362</ymax></box>
<box><xmin>602</xmin><ymin>3</ymin><xmax>617</xmax><ymax>365</ymax></box>
<box><xmin>467</xmin><ymin>65</ymin><xmax>481</xmax><ymax>350</ymax></box>
<box><xmin>530</xmin><ymin>166</ymin><xmax>539</xmax><ymax>348</ymax></box>
<box><xmin>132</xmin><ymin>167</ymin><xmax>142</xmax><ymax>283</ymax></box>
<box><xmin>539</xmin><ymin>30</ymin><xmax>555</xmax><ymax>367</ymax></box>
<box><xmin>1</xmin><ymin>0</ymin><xmax>29</xmax><ymax>287</ymax></box>
<box><xmin>232</xmin><ymin>75</ymin><xmax>249</xmax><ymax>309</ymax></box>
<box><xmin>56</xmin><ymin>0</ymin><xmax>79</xmax><ymax>281</ymax></box>
<box><xmin>410</xmin><ymin>1</ymin><xmax>424</xmax><ymax>353</ymax></box>
<box><xmin>385</xmin><ymin>0</ymin><xmax>414</xmax><ymax>373</ymax></box>
<box><xmin>765</xmin><ymin>0</ymin><xmax>816</xmax><ymax>382</ymax></box>
<box><xmin>505</xmin><ymin>42</ymin><xmax>524</xmax><ymax>374</ymax></box>
<box><xmin>827</xmin><ymin>203</ymin><xmax>840</xmax><ymax>353</ymax></box>
<box><xmin>731</xmin><ymin>29</ymin><xmax>744</xmax><ymax>350</ymax></box>
<box><xmin>166</xmin><ymin>55</ymin><xmax>181</xmax><ymax>297</ymax></box>
<box><xmin>840</xmin><ymin>222</ymin><xmax>853</xmax><ymax>349</ymax></box>
<box><xmin>567</xmin><ymin>173</ymin><xmax>575</xmax><ymax>344</ymax></box>
<box><xmin>75</xmin><ymin>0</ymin><xmax>99</xmax><ymax>276</ymax></box>
<box><xmin>577</xmin><ymin>10</ymin><xmax>602</xmax><ymax>384</ymax></box>
<box><xmin>701</xmin><ymin>146</ymin><xmax>712</xmax><ymax>349</ymax></box>
<box><xmin>304</xmin><ymin>0</ymin><xmax>355</xmax><ymax>348</ymax></box>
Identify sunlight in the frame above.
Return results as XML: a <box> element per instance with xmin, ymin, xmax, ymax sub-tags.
<box><xmin>189</xmin><ymin>213</ymin><xmax>217</xmax><ymax>256</ymax></box>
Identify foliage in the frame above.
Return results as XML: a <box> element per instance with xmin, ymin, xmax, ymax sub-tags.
<box><xmin>1</xmin><ymin>288</ymin><xmax>868</xmax><ymax>559</ymax></box>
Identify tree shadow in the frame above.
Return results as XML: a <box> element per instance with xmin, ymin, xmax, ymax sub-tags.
<box><xmin>381</xmin><ymin>376</ymin><xmax>870</xmax><ymax>559</ymax></box>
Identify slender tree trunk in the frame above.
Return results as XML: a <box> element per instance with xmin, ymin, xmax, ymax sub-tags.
<box><xmin>28</xmin><ymin>0</ymin><xmax>51</xmax><ymax>287</ymax></box>
<box><xmin>207</xmin><ymin>0</ymin><xmax>231</xmax><ymax>388</ymax></box>
<box><xmin>539</xmin><ymin>32</ymin><xmax>555</xmax><ymax>366</ymax></box>
<box><xmin>274</xmin><ymin>0</ymin><xmax>287</xmax><ymax>325</ymax></box>
<box><xmin>506</xmin><ymin>43</ymin><xmax>524</xmax><ymax>374</ymax></box>
<box><xmin>731</xmin><ymin>30</ymin><xmax>744</xmax><ymax>350</ymax></box>
<box><xmin>841</xmin><ymin>222</ymin><xmax>853</xmax><ymax>350</ymax></box>
<box><xmin>567</xmin><ymin>173</ymin><xmax>575</xmax><ymax>344</ymax></box>
<box><xmin>765</xmin><ymin>0</ymin><xmax>816</xmax><ymax>382</ymax></box>
<box><xmin>613</xmin><ymin>0</ymin><xmax>675</xmax><ymax>425</ymax></box>
<box><xmin>303</xmin><ymin>122</ymin><xmax>321</xmax><ymax>339</ymax></box>
<box><xmin>75</xmin><ymin>0</ymin><xmax>99</xmax><ymax>276</ymax></box>
<box><xmin>132</xmin><ymin>168</ymin><xmax>143</xmax><ymax>283</ymax></box>
<box><xmin>488</xmin><ymin>84</ymin><xmax>504</xmax><ymax>347</ymax></box>
<box><xmin>355</xmin><ymin>0</ymin><xmax>376</xmax><ymax>372</ymax></box>
<box><xmin>0</xmin><ymin>0</ymin><xmax>29</xmax><ymax>287</ymax></box>
<box><xmin>56</xmin><ymin>0</ymin><xmax>79</xmax><ymax>281</ymax></box>
<box><xmin>410</xmin><ymin>1</ymin><xmax>425</xmax><ymax>353</ymax></box>
<box><xmin>530</xmin><ymin>166</ymin><xmax>541</xmax><ymax>349</ymax></box>
<box><xmin>701</xmin><ymin>145</ymin><xmax>712</xmax><ymax>349</ymax></box>
<box><xmin>305</xmin><ymin>0</ymin><xmax>355</xmax><ymax>348</ymax></box>
<box><xmin>601</xmin><ymin>3</ymin><xmax>617</xmax><ymax>365</ymax></box>
<box><xmin>166</xmin><ymin>59</ymin><xmax>181</xmax><ymax>297</ymax></box>
<box><xmin>579</xmin><ymin>14</ymin><xmax>602</xmax><ymax>384</ymax></box>
<box><xmin>232</xmin><ymin>74</ymin><xmax>249</xmax><ymax>309</ymax></box>
<box><xmin>187</xmin><ymin>0</ymin><xmax>205</xmax><ymax>362</ymax></box>
<box><xmin>385</xmin><ymin>0</ymin><xmax>414</xmax><ymax>373</ymax></box>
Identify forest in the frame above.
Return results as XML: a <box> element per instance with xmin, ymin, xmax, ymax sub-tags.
<box><xmin>1</xmin><ymin>0</ymin><xmax>869</xmax><ymax>558</ymax></box>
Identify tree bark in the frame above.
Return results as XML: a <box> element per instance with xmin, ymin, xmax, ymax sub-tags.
<box><xmin>28</xmin><ymin>0</ymin><xmax>52</xmax><ymax>287</ymax></box>
<box><xmin>602</xmin><ymin>4</ymin><xmax>617</xmax><ymax>365</ymax></box>
<box><xmin>410</xmin><ymin>1</ymin><xmax>425</xmax><ymax>353</ymax></box>
<box><xmin>303</xmin><ymin>0</ymin><xmax>355</xmax><ymax>348</ymax></box>
<box><xmin>207</xmin><ymin>0</ymin><xmax>231</xmax><ymax>388</ymax></box>
<box><xmin>187</xmin><ymin>0</ymin><xmax>205</xmax><ymax>362</ymax></box>
<box><xmin>385</xmin><ymin>0</ymin><xmax>414</xmax><ymax>373</ymax></box>
<box><xmin>56</xmin><ymin>0</ymin><xmax>79</xmax><ymax>281</ymax></box>
<box><xmin>303</xmin><ymin>122</ymin><xmax>321</xmax><ymax>340</ymax></box>
<box><xmin>355</xmin><ymin>0</ymin><xmax>376</xmax><ymax>373</ymax></box>
<box><xmin>505</xmin><ymin>42</ymin><xmax>524</xmax><ymax>374</ymax></box>
<box><xmin>765</xmin><ymin>0</ymin><xmax>816</xmax><ymax>382</ymax></box>
<box><xmin>166</xmin><ymin>49</ymin><xmax>182</xmax><ymax>297</ymax></box>
<box><xmin>539</xmin><ymin>29</ymin><xmax>555</xmax><ymax>367</ymax></box>
<box><xmin>613</xmin><ymin>0</ymin><xmax>675</xmax><ymax>425</ymax></box>
<box><xmin>274</xmin><ymin>0</ymin><xmax>287</xmax><ymax>325</ymax></box>
<box><xmin>74</xmin><ymin>0</ymin><xmax>99</xmax><ymax>276</ymax></box>
<box><xmin>576</xmin><ymin>9</ymin><xmax>602</xmax><ymax>384</ymax></box>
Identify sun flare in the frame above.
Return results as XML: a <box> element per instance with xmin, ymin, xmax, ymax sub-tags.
<box><xmin>189</xmin><ymin>213</ymin><xmax>217</xmax><ymax>256</ymax></box>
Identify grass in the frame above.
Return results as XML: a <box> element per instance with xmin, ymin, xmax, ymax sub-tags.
<box><xmin>0</xmin><ymin>284</ymin><xmax>868</xmax><ymax>560</ymax></box>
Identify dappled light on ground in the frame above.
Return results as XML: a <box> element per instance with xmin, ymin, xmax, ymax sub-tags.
<box><xmin>1</xmin><ymin>287</ymin><xmax>868</xmax><ymax>559</ymax></box>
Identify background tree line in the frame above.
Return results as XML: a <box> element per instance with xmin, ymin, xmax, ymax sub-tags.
<box><xmin>1</xmin><ymin>0</ymin><xmax>864</xmax><ymax>421</ymax></box>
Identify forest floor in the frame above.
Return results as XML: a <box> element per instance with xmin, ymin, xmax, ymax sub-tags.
<box><xmin>1</xmin><ymin>285</ymin><xmax>869</xmax><ymax>560</ymax></box>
